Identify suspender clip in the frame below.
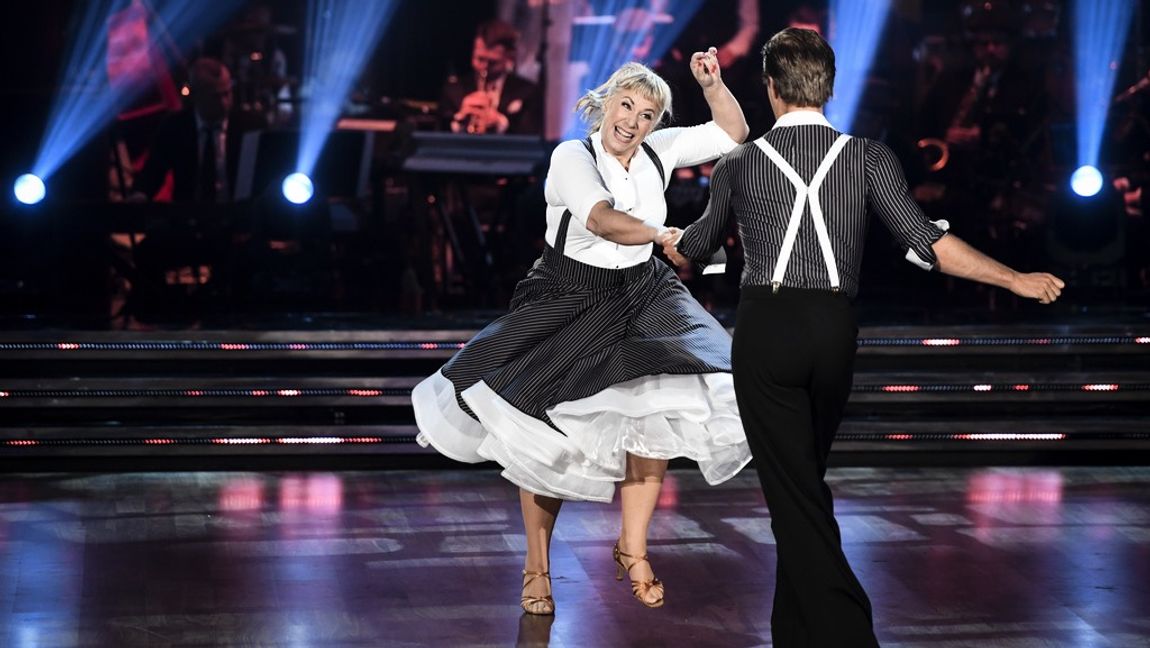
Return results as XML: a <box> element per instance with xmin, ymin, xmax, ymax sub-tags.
<box><xmin>771</xmin><ymin>282</ymin><xmax>781</xmax><ymax>294</ymax></box>
<box><xmin>831</xmin><ymin>286</ymin><xmax>840</xmax><ymax>293</ymax></box>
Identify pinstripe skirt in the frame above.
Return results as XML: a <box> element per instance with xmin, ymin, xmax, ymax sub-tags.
<box><xmin>412</xmin><ymin>246</ymin><xmax>751</xmax><ymax>502</ymax></box>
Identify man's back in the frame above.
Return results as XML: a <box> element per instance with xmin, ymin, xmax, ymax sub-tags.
<box><xmin>721</xmin><ymin>123</ymin><xmax>866</xmax><ymax>295</ymax></box>
<box><xmin>685</xmin><ymin>113</ymin><xmax>945</xmax><ymax>298</ymax></box>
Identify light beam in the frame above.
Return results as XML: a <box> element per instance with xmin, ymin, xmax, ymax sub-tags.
<box><xmin>825</xmin><ymin>0</ymin><xmax>891</xmax><ymax>132</ymax></box>
<box><xmin>296</xmin><ymin>0</ymin><xmax>399</xmax><ymax>179</ymax></box>
<box><xmin>1073</xmin><ymin>0</ymin><xmax>1135</xmax><ymax>171</ymax></box>
<box><xmin>32</xmin><ymin>0</ymin><xmax>241</xmax><ymax>182</ymax></box>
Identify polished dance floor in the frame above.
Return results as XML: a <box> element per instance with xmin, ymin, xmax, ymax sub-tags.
<box><xmin>2</xmin><ymin>466</ymin><xmax>1149</xmax><ymax>647</ymax></box>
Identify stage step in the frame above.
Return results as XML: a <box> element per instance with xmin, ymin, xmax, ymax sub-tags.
<box><xmin>2</xmin><ymin>326</ymin><xmax>1147</xmax><ymax>461</ymax></box>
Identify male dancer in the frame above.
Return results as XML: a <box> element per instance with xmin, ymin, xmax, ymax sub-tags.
<box><xmin>666</xmin><ymin>28</ymin><xmax>1063</xmax><ymax>646</ymax></box>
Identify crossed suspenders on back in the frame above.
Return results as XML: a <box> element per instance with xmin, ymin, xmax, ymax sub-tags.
<box><xmin>753</xmin><ymin>134</ymin><xmax>852</xmax><ymax>293</ymax></box>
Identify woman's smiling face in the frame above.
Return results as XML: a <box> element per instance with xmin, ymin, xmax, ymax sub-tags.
<box><xmin>599</xmin><ymin>90</ymin><xmax>661</xmax><ymax>163</ymax></box>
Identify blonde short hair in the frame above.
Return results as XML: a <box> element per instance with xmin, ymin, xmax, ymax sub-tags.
<box><xmin>573</xmin><ymin>62</ymin><xmax>673</xmax><ymax>135</ymax></box>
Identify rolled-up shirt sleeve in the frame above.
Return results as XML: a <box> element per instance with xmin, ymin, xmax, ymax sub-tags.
<box><xmin>544</xmin><ymin>140</ymin><xmax>614</xmax><ymax>226</ymax></box>
<box><xmin>678</xmin><ymin>155</ymin><xmax>734</xmax><ymax>260</ymax></box>
<box><xmin>645</xmin><ymin>120</ymin><xmax>739</xmax><ymax>170</ymax></box>
<box><xmin>865</xmin><ymin>139</ymin><xmax>948</xmax><ymax>270</ymax></box>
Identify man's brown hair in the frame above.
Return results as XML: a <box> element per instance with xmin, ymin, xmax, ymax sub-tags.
<box><xmin>761</xmin><ymin>28</ymin><xmax>836</xmax><ymax>107</ymax></box>
<box><xmin>476</xmin><ymin>19</ymin><xmax>519</xmax><ymax>52</ymax></box>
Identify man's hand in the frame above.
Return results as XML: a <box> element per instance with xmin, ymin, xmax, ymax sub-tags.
<box><xmin>459</xmin><ymin>91</ymin><xmax>493</xmax><ymax>115</ymax></box>
<box><xmin>658</xmin><ymin>227</ymin><xmax>689</xmax><ymax>267</ymax></box>
<box><xmin>1008</xmin><ymin>272</ymin><xmax>1065</xmax><ymax>304</ymax></box>
<box><xmin>691</xmin><ymin>47</ymin><xmax>722</xmax><ymax>90</ymax></box>
<box><xmin>455</xmin><ymin>91</ymin><xmax>508</xmax><ymax>133</ymax></box>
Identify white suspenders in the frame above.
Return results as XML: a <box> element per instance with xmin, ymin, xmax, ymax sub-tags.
<box><xmin>754</xmin><ymin>134</ymin><xmax>852</xmax><ymax>292</ymax></box>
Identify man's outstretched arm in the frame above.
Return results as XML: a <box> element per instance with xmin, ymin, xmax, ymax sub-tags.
<box><xmin>932</xmin><ymin>234</ymin><xmax>1065</xmax><ymax>304</ymax></box>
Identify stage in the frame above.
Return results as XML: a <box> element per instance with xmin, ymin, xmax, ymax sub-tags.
<box><xmin>3</xmin><ymin>0</ymin><xmax>1150</xmax><ymax>645</ymax></box>
<box><xmin>1</xmin><ymin>466</ymin><xmax>1148</xmax><ymax>647</ymax></box>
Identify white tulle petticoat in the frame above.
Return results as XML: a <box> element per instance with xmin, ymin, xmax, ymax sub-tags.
<box><xmin>413</xmin><ymin>369</ymin><xmax>750</xmax><ymax>503</ymax></box>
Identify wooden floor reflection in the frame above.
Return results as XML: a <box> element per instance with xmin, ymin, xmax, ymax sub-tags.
<box><xmin>1</xmin><ymin>466</ymin><xmax>1149</xmax><ymax>647</ymax></box>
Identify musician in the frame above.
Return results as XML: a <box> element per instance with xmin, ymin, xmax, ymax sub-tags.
<box><xmin>912</xmin><ymin>1</ymin><xmax>1047</xmax><ymax>255</ymax></box>
<box><xmin>124</xmin><ymin>59</ymin><xmax>268</xmax><ymax>322</ymax></box>
<box><xmin>130</xmin><ymin>58</ymin><xmax>266</xmax><ymax>203</ymax></box>
<box><xmin>438</xmin><ymin>19</ymin><xmax>542</xmax><ymax>135</ymax></box>
<box><xmin>916</xmin><ymin>2</ymin><xmax>1045</xmax><ymax>182</ymax></box>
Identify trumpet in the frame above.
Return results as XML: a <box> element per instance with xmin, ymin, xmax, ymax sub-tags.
<box><xmin>466</xmin><ymin>69</ymin><xmax>491</xmax><ymax>134</ymax></box>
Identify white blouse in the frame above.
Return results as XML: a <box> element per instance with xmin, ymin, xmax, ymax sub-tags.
<box><xmin>543</xmin><ymin>120</ymin><xmax>738</xmax><ymax>269</ymax></box>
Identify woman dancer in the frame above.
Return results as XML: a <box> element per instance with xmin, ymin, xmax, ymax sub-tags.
<box><xmin>412</xmin><ymin>48</ymin><xmax>750</xmax><ymax>614</ymax></box>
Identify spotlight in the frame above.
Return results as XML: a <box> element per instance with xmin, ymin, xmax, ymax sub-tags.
<box><xmin>282</xmin><ymin>172</ymin><xmax>314</xmax><ymax>204</ymax></box>
<box><xmin>13</xmin><ymin>174</ymin><xmax>46</xmax><ymax>205</ymax></box>
<box><xmin>1070</xmin><ymin>165</ymin><xmax>1103</xmax><ymax>197</ymax></box>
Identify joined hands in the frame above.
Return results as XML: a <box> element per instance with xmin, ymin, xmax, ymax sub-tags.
<box><xmin>656</xmin><ymin>227</ymin><xmax>689</xmax><ymax>268</ymax></box>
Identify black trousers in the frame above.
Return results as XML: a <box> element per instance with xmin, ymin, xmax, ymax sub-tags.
<box><xmin>732</xmin><ymin>286</ymin><xmax>879</xmax><ymax>648</ymax></box>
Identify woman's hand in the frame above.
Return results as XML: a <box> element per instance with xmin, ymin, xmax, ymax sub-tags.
<box><xmin>658</xmin><ymin>228</ymin><xmax>689</xmax><ymax>267</ymax></box>
<box><xmin>691</xmin><ymin>47</ymin><xmax>722</xmax><ymax>90</ymax></box>
<box><xmin>694</xmin><ymin>46</ymin><xmax>749</xmax><ymax>141</ymax></box>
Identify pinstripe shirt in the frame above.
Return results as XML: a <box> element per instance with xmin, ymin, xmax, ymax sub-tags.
<box><xmin>677</xmin><ymin>110</ymin><xmax>948</xmax><ymax>298</ymax></box>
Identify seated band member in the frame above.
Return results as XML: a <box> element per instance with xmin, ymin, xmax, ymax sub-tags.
<box><xmin>438</xmin><ymin>19</ymin><xmax>542</xmax><ymax>135</ymax></box>
<box><xmin>132</xmin><ymin>58</ymin><xmax>264</xmax><ymax>203</ymax></box>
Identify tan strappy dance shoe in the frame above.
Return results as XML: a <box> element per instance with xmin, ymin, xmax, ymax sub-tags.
<box><xmin>520</xmin><ymin>570</ymin><xmax>555</xmax><ymax>615</ymax></box>
<box><xmin>613</xmin><ymin>541</ymin><xmax>665</xmax><ymax>608</ymax></box>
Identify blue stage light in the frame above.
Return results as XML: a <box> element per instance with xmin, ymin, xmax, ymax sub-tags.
<box><xmin>825</xmin><ymin>0</ymin><xmax>891</xmax><ymax>132</ymax></box>
<box><xmin>13</xmin><ymin>174</ymin><xmax>47</xmax><ymax>205</ymax></box>
<box><xmin>33</xmin><ymin>0</ymin><xmax>240</xmax><ymax>182</ymax></box>
<box><xmin>296</xmin><ymin>0</ymin><xmax>398</xmax><ymax>178</ymax></box>
<box><xmin>563</xmin><ymin>0</ymin><xmax>705</xmax><ymax>139</ymax></box>
<box><xmin>282</xmin><ymin>173</ymin><xmax>315</xmax><ymax>205</ymax></box>
<box><xmin>1073</xmin><ymin>0</ymin><xmax>1135</xmax><ymax>171</ymax></box>
<box><xmin>1070</xmin><ymin>165</ymin><xmax>1103</xmax><ymax>197</ymax></box>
